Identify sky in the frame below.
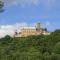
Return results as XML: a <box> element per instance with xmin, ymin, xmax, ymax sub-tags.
<box><xmin>0</xmin><ymin>0</ymin><xmax>60</xmax><ymax>37</ymax></box>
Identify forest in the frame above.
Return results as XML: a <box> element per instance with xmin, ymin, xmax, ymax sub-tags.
<box><xmin>0</xmin><ymin>29</ymin><xmax>60</xmax><ymax>60</ymax></box>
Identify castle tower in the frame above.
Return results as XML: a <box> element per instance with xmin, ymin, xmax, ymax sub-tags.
<box><xmin>35</xmin><ymin>22</ymin><xmax>41</xmax><ymax>30</ymax></box>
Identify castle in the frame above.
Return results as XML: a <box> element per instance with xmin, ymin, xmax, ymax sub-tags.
<box><xmin>15</xmin><ymin>22</ymin><xmax>50</xmax><ymax>37</ymax></box>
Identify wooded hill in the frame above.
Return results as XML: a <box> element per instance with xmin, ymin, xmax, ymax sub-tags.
<box><xmin>0</xmin><ymin>30</ymin><xmax>60</xmax><ymax>60</ymax></box>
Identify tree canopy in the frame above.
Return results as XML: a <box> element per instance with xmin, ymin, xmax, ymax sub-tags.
<box><xmin>0</xmin><ymin>1</ymin><xmax>4</xmax><ymax>12</ymax></box>
<box><xmin>0</xmin><ymin>29</ymin><xmax>60</xmax><ymax>60</ymax></box>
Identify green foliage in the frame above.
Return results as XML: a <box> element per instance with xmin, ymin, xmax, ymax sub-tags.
<box><xmin>0</xmin><ymin>29</ymin><xmax>60</xmax><ymax>60</ymax></box>
<box><xmin>53</xmin><ymin>42</ymin><xmax>60</xmax><ymax>54</ymax></box>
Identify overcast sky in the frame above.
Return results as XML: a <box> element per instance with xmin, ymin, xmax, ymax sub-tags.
<box><xmin>0</xmin><ymin>0</ymin><xmax>60</xmax><ymax>37</ymax></box>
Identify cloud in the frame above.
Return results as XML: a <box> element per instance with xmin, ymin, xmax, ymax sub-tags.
<box><xmin>3</xmin><ymin>0</ymin><xmax>40</xmax><ymax>7</ymax></box>
<box><xmin>41</xmin><ymin>21</ymin><xmax>51</xmax><ymax>29</ymax></box>
<box><xmin>45</xmin><ymin>21</ymin><xmax>51</xmax><ymax>27</ymax></box>
<box><xmin>0</xmin><ymin>29</ymin><xmax>15</xmax><ymax>38</ymax></box>
<box><xmin>0</xmin><ymin>22</ymin><xmax>28</xmax><ymax>38</ymax></box>
<box><xmin>0</xmin><ymin>25</ymin><xmax>15</xmax><ymax>38</ymax></box>
<box><xmin>0</xmin><ymin>21</ymin><xmax>52</xmax><ymax>38</ymax></box>
<box><xmin>3</xmin><ymin>0</ymin><xmax>56</xmax><ymax>7</ymax></box>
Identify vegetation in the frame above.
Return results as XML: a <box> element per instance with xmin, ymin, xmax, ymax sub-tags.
<box><xmin>0</xmin><ymin>1</ymin><xmax>4</xmax><ymax>12</ymax></box>
<box><xmin>0</xmin><ymin>30</ymin><xmax>60</xmax><ymax>60</ymax></box>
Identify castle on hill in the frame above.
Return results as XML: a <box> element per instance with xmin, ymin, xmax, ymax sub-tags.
<box><xmin>14</xmin><ymin>22</ymin><xmax>50</xmax><ymax>37</ymax></box>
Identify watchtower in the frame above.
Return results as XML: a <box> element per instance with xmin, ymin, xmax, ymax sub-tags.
<box><xmin>35</xmin><ymin>22</ymin><xmax>41</xmax><ymax>30</ymax></box>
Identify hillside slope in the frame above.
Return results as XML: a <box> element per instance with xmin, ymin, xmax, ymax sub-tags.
<box><xmin>0</xmin><ymin>30</ymin><xmax>60</xmax><ymax>60</ymax></box>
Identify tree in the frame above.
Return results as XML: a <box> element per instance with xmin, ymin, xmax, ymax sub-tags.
<box><xmin>44</xmin><ymin>28</ymin><xmax>47</xmax><ymax>32</ymax></box>
<box><xmin>0</xmin><ymin>1</ymin><xmax>4</xmax><ymax>12</ymax></box>
<box><xmin>53</xmin><ymin>42</ymin><xmax>60</xmax><ymax>54</ymax></box>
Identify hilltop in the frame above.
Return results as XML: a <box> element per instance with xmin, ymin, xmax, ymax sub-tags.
<box><xmin>0</xmin><ymin>29</ymin><xmax>60</xmax><ymax>60</ymax></box>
